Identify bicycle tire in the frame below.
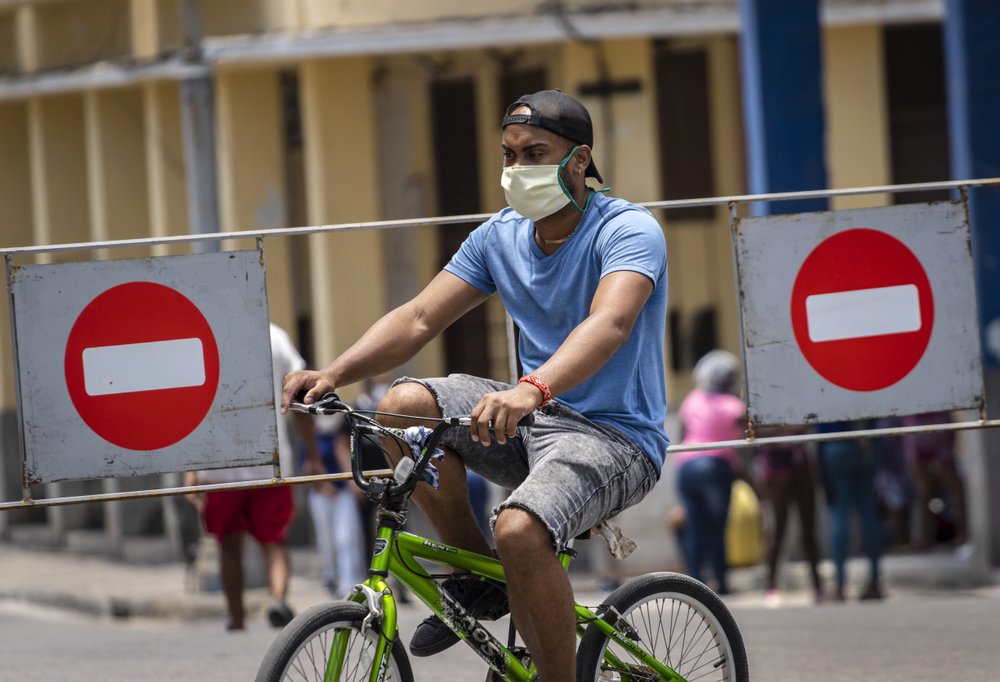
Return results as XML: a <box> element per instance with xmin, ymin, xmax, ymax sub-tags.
<box><xmin>255</xmin><ymin>601</ymin><xmax>414</xmax><ymax>682</ymax></box>
<box><xmin>576</xmin><ymin>572</ymin><xmax>748</xmax><ymax>682</ymax></box>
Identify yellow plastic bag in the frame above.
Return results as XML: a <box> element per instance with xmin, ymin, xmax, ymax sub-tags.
<box><xmin>726</xmin><ymin>479</ymin><xmax>763</xmax><ymax>567</ymax></box>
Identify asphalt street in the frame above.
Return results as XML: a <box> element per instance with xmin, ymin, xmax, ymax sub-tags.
<box><xmin>2</xmin><ymin>582</ymin><xmax>998</xmax><ymax>680</ymax></box>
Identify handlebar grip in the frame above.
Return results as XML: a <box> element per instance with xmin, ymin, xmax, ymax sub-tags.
<box><xmin>312</xmin><ymin>393</ymin><xmax>350</xmax><ymax>413</ymax></box>
<box><xmin>453</xmin><ymin>412</ymin><xmax>537</xmax><ymax>428</ymax></box>
<box><xmin>288</xmin><ymin>392</ymin><xmax>352</xmax><ymax>416</ymax></box>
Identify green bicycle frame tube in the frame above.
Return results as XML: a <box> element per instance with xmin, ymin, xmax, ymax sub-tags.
<box><xmin>573</xmin><ymin>603</ymin><xmax>686</xmax><ymax>681</ymax></box>
<box><xmin>346</xmin><ymin>526</ymin><xmax>684</xmax><ymax>682</ymax></box>
<box><xmin>348</xmin><ymin>530</ymin><xmax>531</xmax><ymax>680</ymax></box>
<box><xmin>389</xmin><ymin>532</ymin><xmax>533</xmax><ymax>681</ymax></box>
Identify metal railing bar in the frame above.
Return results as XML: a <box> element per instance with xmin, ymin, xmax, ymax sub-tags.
<box><xmin>0</xmin><ymin>469</ymin><xmax>394</xmax><ymax>511</ymax></box>
<box><xmin>3</xmin><ymin>178</ymin><xmax>998</xmax><ymax>258</ymax></box>
<box><xmin>4</xmin><ymin>418</ymin><xmax>997</xmax><ymax>509</ymax></box>
<box><xmin>0</xmin><ymin>213</ymin><xmax>490</xmax><ymax>257</ymax></box>
<box><xmin>667</xmin><ymin>417</ymin><xmax>1000</xmax><ymax>454</ymax></box>
<box><xmin>642</xmin><ymin>177</ymin><xmax>1000</xmax><ymax>211</ymax></box>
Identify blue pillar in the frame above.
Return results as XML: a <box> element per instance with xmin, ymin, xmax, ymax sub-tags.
<box><xmin>739</xmin><ymin>0</ymin><xmax>828</xmax><ymax>215</ymax></box>
<box><xmin>944</xmin><ymin>0</ymin><xmax>1000</xmax><ymax>570</ymax></box>
<box><xmin>944</xmin><ymin>0</ymin><xmax>1000</xmax><ymax>367</ymax></box>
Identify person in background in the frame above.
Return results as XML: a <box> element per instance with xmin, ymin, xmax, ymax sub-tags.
<box><xmin>675</xmin><ymin>349</ymin><xmax>746</xmax><ymax>595</ymax></box>
<box><xmin>186</xmin><ymin>323</ymin><xmax>320</xmax><ymax>630</ymax></box>
<box><xmin>901</xmin><ymin>411</ymin><xmax>968</xmax><ymax>550</ymax></box>
<box><xmin>872</xmin><ymin>416</ymin><xmax>913</xmax><ymax>551</ymax></box>
<box><xmin>755</xmin><ymin>426</ymin><xmax>824</xmax><ymax>606</ymax></box>
<box><xmin>305</xmin><ymin>410</ymin><xmax>366</xmax><ymax>597</ymax></box>
<box><xmin>817</xmin><ymin>420</ymin><xmax>883</xmax><ymax>601</ymax></box>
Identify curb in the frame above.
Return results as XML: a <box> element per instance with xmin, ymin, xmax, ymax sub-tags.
<box><xmin>0</xmin><ymin>590</ymin><xmax>107</xmax><ymax>618</ymax></box>
<box><xmin>0</xmin><ymin>586</ymin><xmax>296</xmax><ymax>622</ymax></box>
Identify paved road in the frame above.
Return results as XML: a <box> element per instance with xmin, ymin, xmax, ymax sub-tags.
<box><xmin>2</xmin><ymin>588</ymin><xmax>998</xmax><ymax>680</ymax></box>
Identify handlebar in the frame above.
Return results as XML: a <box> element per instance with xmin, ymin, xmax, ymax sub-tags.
<box><xmin>290</xmin><ymin>394</ymin><xmax>352</xmax><ymax>415</ymax></box>
<box><xmin>288</xmin><ymin>393</ymin><xmax>534</xmax><ymax>497</ymax></box>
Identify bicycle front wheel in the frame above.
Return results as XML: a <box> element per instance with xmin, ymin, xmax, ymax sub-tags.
<box><xmin>256</xmin><ymin>602</ymin><xmax>414</xmax><ymax>682</ymax></box>
<box><xmin>577</xmin><ymin>572</ymin><xmax>748</xmax><ymax>682</ymax></box>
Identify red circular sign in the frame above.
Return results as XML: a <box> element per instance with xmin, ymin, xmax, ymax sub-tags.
<box><xmin>790</xmin><ymin>228</ymin><xmax>934</xmax><ymax>392</ymax></box>
<box><xmin>64</xmin><ymin>282</ymin><xmax>220</xmax><ymax>450</ymax></box>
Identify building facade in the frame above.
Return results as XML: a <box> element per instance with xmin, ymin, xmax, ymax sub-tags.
<box><xmin>4</xmin><ymin>0</ymin><xmax>986</xmax><ymax>572</ymax></box>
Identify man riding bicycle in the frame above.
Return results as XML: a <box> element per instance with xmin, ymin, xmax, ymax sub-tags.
<box><xmin>281</xmin><ymin>89</ymin><xmax>668</xmax><ymax>681</ymax></box>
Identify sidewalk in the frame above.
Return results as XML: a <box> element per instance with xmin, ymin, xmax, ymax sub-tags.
<box><xmin>0</xmin><ymin>533</ymin><xmax>995</xmax><ymax>624</ymax></box>
<box><xmin>0</xmin><ymin>534</ymin><xmax>333</xmax><ymax>622</ymax></box>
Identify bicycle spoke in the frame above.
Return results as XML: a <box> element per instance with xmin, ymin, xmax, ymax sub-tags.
<box><xmin>677</xmin><ymin>605</ymin><xmax>714</xmax><ymax>671</ymax></box>
<box><xmin>265</xmin><ymin>611</ymin><xmax>407</xmax><ymax>682</ymax></box>
<box><xmin>597</xmin><ymin>593</ymin><xmax>735</xmax><ymax>682</ymax></box>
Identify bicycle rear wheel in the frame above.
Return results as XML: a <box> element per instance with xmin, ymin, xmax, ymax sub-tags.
<box><xmin>577</xmin><ymin>572</ymin><xmax>748</xmax><ymax>682</ymax></box>
<box><xmin>256</xmin><ymin>602</ymin><xmax>414</xmax><ymax>682</ymax></box>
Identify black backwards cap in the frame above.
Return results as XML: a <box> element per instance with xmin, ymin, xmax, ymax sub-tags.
<box><xmin>502</xmin><ymin>89</ymin><xmax>604</xmax><ymax>184</ymax></box>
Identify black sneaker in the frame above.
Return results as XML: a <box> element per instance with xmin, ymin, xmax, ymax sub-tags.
<box><xmin>409</xmin><ymin>576</ymin><xmax>509</xmax><ymax>657</ymax></box>
<box><xmin>266</xmin><ymin>599</ymin><xmax>295</xmax><ymax>628</ymax></box>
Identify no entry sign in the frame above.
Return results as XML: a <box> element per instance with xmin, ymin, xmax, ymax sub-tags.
<box><xmin>10</xmin><ymin>250</ymin><xmax>277</xmax><ymax>484</ymax></box>
<box><xmin>64</xmin><ymin>281</ymin><xmax>221</xmax><ymax>450</ymax></box>
<box><xmin>734</xmin><ymin>201</ymin><xmax>982</xmax><ymax>426</ymax></box>
<box><xmin>790</xmin><ymin>228</ymin><xmax>934</xmax><ymax>392</ymax></box>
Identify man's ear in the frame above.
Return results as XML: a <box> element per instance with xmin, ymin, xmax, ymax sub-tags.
<box><xmin>574</xmin><ymin>146</ymin><xmax>593</xmax><ymax>175</ymax></box>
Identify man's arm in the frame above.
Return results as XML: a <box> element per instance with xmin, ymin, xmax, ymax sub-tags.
<box><xmin>472</xmin><ymin>269</ymin><xmax>654</xmax><ymax>444</ymax></box>
<box><xmin>281</xmin><ymin>271</ymin><xmax>489</xmax><ymax>411</ymax></box>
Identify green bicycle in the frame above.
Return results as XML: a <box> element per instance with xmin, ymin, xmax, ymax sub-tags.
<box><xmin>256</xmin><ymin>394</ymin><xmax>748</xmax><ymax>682</ymax></box>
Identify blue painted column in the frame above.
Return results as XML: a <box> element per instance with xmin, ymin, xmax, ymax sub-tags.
<box><xmin>739</xmin><ymin>0</ymin><xmax>828</xmax><ymax>215</ymax></box>
<box><xmin>944</xmin><ymin>0</ymin><xmax>1000</xmax><ymax>367</ymax></box>
<box><xmin>944</xmin><ymin>0</ymin><xmax>1000</xmax><ymax>569</ymax></box>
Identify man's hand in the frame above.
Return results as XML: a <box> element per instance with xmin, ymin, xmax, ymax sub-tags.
<box><xmin>470</xmin><ymin>383</ymin><xmax>541</xmax><ymax>445</ymax></box>
<box><xmin>281</xmin><ymin>369</ymin><xmax>335</xmax><ymax>414</ymax></box>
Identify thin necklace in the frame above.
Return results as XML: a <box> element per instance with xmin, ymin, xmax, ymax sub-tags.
<box><xmin>536</xmin><ymin>226</ymin><xmax>576</xmax><ymax>245</ymax></box>
<box><xmin>537</xmin><ymin>191</ymin><xmax>592</xmax><ymax>245</ymax></box>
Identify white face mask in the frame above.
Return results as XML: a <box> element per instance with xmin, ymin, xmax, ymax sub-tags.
<box><xmin>500</xmin><ymin>146</ymin><xmax>586</xmax><ymax>221</ymax></box>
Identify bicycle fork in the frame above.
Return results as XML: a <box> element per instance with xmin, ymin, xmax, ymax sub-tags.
<box><xmin>338</xmin><ymin>525</ymin><xmax>400</xmax><ymax>682</ymax></box>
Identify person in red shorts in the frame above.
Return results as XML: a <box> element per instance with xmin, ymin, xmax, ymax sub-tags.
<box><xmin>186</xmin><ymin>324</ymin><xmax>319</xmax><ymax>631</ymax></box>
<box><xmin>187</xmin><ymin>484</ymin><xmax>296</xmax><ymax>630</ymax></box>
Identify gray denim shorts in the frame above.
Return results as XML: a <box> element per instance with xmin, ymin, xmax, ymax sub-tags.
<box><xmin>396</xmin><ymin>374</ymin><xmax>659</xmax><ymax>551</ymax></box>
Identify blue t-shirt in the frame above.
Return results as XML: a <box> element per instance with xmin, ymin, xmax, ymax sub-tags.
<box><xmin>444</xmin><ymin>192</ymin><xmax>669</xmax><ymax>473</ymax></box>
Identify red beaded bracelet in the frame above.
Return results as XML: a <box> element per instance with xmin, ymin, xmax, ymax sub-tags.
<box><xmin>518</xmin><ymin>374</ymin><xmax>552</xmax><ymax>408</ymax></box>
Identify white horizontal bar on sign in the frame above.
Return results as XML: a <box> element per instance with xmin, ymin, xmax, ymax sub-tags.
<box><xmin>806</xmin><ymin>284</ymin><xmax>922</xmax><ymax>342</ymax></box>
<box><xmin>83</xmin><ymin>338</ymin><xmax>206</xmax><ymax>396</ymax></box>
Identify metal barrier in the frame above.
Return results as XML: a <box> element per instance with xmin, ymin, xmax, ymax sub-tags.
<box><xmin>2</xmin><ymin>177</ymin><xmax>999</xmax><ymax>511</ymax></box>
<box><xmin>2</xmin><ymin>178</ymin><xmax>995</xmax><ymax>258</ymax></box>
